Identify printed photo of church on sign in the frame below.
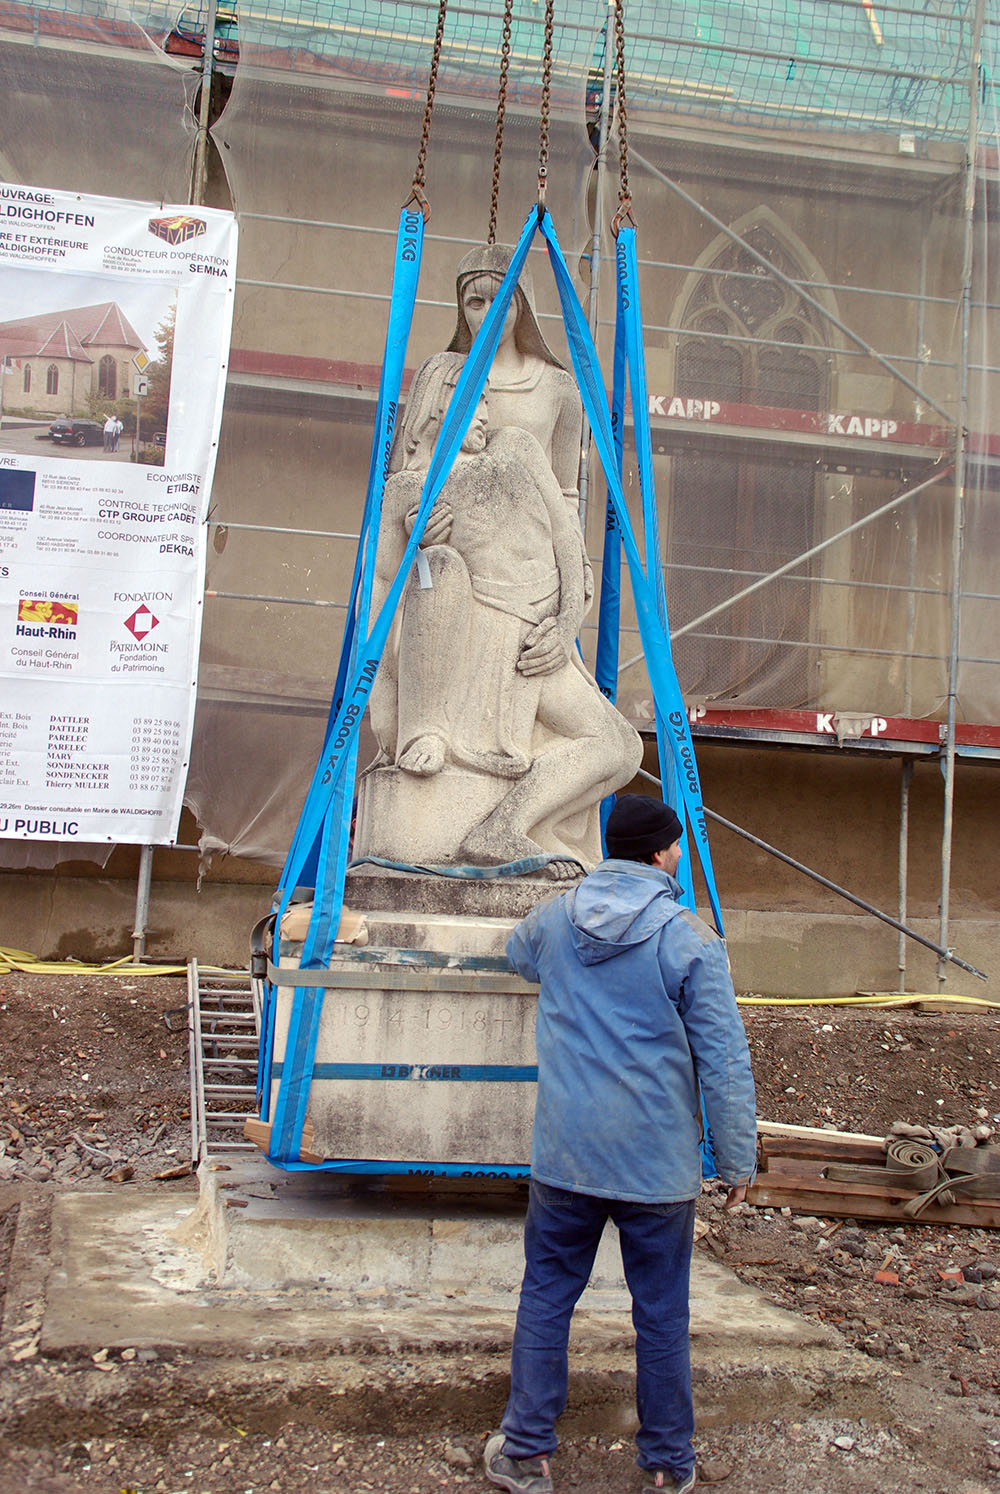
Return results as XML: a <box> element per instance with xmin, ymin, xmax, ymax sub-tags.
<box><xmin>0</xmin><ymin>271</ymin><xmax>177</xmax><ymax>464</ymax></box>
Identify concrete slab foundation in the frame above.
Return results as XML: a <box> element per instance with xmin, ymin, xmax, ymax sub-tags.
<box><xmin>8</xmin><ymin>1161</ymin><xmax>888</xmax><ymax>1440</ymax></box>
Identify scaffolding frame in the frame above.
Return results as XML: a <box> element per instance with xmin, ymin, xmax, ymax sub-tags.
<box><xmin>200</xmin><ymin>50</ymin><xmax>991</xmax><ymax>995</ymax></box>
<box><xmin>4</xmin><ymin>0</ymin><xmax>996</xmax><ymax>987</ymax></box>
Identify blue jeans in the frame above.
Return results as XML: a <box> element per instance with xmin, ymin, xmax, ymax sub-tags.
<box><xmin>501</xmin><ymin>1181</ymin><xmax>696</xmax><ymax>1479</ymax></box>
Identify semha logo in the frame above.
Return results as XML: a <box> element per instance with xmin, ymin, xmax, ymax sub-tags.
<box><xmin>148</xmin><ymin>214</ymin><xmax>206</xmax><ymax>247</ymax></box>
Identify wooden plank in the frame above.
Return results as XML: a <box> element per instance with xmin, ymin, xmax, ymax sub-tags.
<box><xmin>757</xmin><ymin>1167</ymin><xmax>917</xmax><ymax>1201</ymax></box>
<box><xmin>243</xmin><ymin>1115</ymin><xmax>325</xmax><ymax>1165</ymax></box>
<box><xmin>757</xmin><ymin>1120</ymin><xmax>884</xmax><ymax>1144</ymax></box>
<box><xmin>759</xmin><ymin>1136</ymin><xmax>888</xmax><ymax>1164</ymax></box>
<box><xmin>749</xmin><ymin>1174</ymin><xmax>1000</xmax><ymax>1227</ymax></box>
<box><xmin>762</xmin><ymin>1156</ymin><xmax>890</xmax><ymax>1181</ymax></box>
<box><xmin>758</xmin><ymin>1149</ymin><xmax>1000</xmax><ymax>1202</ymax></box>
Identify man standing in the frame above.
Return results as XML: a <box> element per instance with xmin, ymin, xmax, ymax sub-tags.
<box><xmin>485</xmin><ymin>795</ymin><xmax>757</xmax><ymax>1494</ymax></box>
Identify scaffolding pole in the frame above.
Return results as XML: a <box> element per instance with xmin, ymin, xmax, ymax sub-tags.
<box><xmin>131</xmin><ymin>844</ymin><xmax>154</xmax><ymax>963</ymax></box>
<box><xmin>576</xmin><ymin>0</ymin><xmax>615</xmax><ymax>540</ymax></box>
<box><xmin>938</xmin><ymin>0</ymin><xmax>988</xmax><ymax>986</ymax></box>
<box><xmin>616</xmin><ymin>464</ymin><xmax>952</xmax><ymax>679</ymax></box>
<box><xmin>897</xmin><ymin>759</ymin><xmax>913</xmax><ymax>993</ymax></box>
<box><xmin>190</xmin><ymin>0</ymin><xmax>219</xmax><ymax>207</ymax></box>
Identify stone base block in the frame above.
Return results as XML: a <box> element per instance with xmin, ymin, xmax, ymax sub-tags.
<box><xmin>344</xmin><ymin>866</ymin><xmax>573</xmax><ymax>922</ymax></box>
<box><xmin>269</xmin><ymin>916</ymin><xmax>539</xmax><ymax>1167</ymax></box>
<box><xmin>355</xmin><ymin>764</ymin><xmax>507</xmax><ymax>866</ymax></box>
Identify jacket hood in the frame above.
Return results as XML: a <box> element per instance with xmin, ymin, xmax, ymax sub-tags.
<box><xmin>566</xmin><ymin>860</ymin><xmax>685</xmax><ymax>965</ymax></box>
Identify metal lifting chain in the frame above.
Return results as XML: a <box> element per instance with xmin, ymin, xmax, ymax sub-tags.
<box><xmin>611</xmin><ymin>0</ymin><xmax>635</xmax><ymax>233</ymax></box>
<box><xmin>408</xmin><ymin>0</ymin><xmax>449</xmax><ymax>218</ymax></box>
<box><xmin>488</xmin><ymin>0</ymin><xmax>514</xmax><ymax>244</ymax></box>
<box><xmin>537</xmin><ymin>0</ymin><xmax>554</xmax><ymax>212</ymax></box>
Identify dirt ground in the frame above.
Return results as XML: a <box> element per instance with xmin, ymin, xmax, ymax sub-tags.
<box><xmin>1</xmin><ymin>970</ymin><xmax>999</xmax><ymax>1493</ymax></box>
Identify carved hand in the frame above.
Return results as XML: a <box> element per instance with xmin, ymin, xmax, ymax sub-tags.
<box><xmin>406</xmin><ymin>501</ymin><xmax>453</xmax><ymax>546</ymax></box>
<box><xmin>517</xmin><ymin>617</ymin><xmax>566</xmax><ymax>677</ymax></box>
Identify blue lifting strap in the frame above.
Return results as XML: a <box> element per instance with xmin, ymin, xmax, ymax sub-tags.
<box><xmin>276</xmin><ymin>201</ymin><xmax>425</xmax><ymax>920</ymax></box>
<box><xmin>267</xmin><ymin>209</ymin><xmax>537</xmax><ymax>1162</ymax></box>
<box><xmin>594</xmin><ymin>252</ymin><xmax>627</xmax><ymax>844</ymax></box>
<box><xmin>615</xmin><ymin>227</ymin><xmax>692</xmax><ymax>913</ymax></box>
<box><xmin>594</xmin><ymin>259</ymin><xmax>627</xmax><ymax>711</ymax></box>
<box><xmin>537</xmin><ymin>210</ymin><xmax>725</xmax><ymax>935</ymax></box>
<box><xmin>267</xmin><ymin>203</ymin><xmax>427</xmax><ymax>1160</ymax></box>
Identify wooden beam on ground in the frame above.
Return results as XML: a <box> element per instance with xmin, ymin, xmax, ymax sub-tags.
<box><xmin>243</xmin><ymin>1115</ymin><xmax>325</xmax><ymax>1165</ymax></box>
<box><xmin>749</xmin><ymin>1173</ymin><xmax>1000</xmax><ymax>1227</ymax></box>
<box><xmin>757</xmin><ymin>1120</ymin><xmax>884</xmax><ymax>1144</ymax></box>
<box><xmin>751</xmin><ymin>1133</ymin><xmax>1000</xmax><ymax>1226</ymax></box>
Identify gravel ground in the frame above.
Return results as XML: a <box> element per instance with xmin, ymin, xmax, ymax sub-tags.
<box><xmin>1</xmin><ymin>971</ymin><xmax>999</xmax><ymax>1492</ymax></box>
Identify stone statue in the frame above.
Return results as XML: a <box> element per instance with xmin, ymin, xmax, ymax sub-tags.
<box><xmin>362</xmin><ymin>352</ymin><xmax>641</xmax><ymax>870</ymax></box>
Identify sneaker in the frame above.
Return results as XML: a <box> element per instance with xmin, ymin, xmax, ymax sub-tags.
<box><xmin>484</xmin><ymin>1431</ymin><xmax>554</xmax><ymax>1494</ymax></box>
<box><xmin>642</xmin><ymin>1470</ymin><xmax>696</xmax><ymax>1494</ymax></box>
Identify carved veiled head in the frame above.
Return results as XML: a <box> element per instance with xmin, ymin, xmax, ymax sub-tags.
<box><xmin>447</xmin><ymin>244</ymin><xmax>564</xmax><ymax>368</ymax></box>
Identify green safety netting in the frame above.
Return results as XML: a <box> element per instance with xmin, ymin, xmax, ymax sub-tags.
<box><xmin>138</xmin><ymin>0</ymin><xmax>996</xmax><ymax>142</ymax></box>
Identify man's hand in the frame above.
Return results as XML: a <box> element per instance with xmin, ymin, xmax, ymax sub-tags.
<box><xmin>517</xmin><ymin>617</ymin><xmax>566</xmax><ymax>676</ymax></box>
<box><xmin>406</xmin><ymin>501</ymin><xmax>452</xmax><ymax>546</ymax></box>
<box><xmin>723</xmin><ymin>1184</ymin><xmax>748</xmax><ymax>1209</ymax></box>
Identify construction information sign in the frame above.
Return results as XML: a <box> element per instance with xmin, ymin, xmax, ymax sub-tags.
<box><xmin>0</xmin><ymin>184</ymin><xmax>237</xmax><ymax>844</ymax></box>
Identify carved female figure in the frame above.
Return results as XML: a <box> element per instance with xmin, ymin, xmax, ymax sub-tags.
<box><xmin>445</xmin><ymin>243</ymin><xmax>583</xmax><ymax>504</ymax></box>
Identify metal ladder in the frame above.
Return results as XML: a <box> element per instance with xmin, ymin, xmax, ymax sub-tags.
<box><xmin>188</xmin><ymin>959</ymin><xmax>261</xmax><ymax>1162</ymax></box>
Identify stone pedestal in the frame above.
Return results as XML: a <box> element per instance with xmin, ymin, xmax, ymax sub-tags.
<box><xmin>267</xmin><ymin>912</ymin><xmax>540</xmax><ymax>1167</ymax></box>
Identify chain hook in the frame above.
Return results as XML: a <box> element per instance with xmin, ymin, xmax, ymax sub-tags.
<box><xmin>611</xmin><ymin>198</ymin><xmax>635</xmax><ymax>236</ymax></box>
<box><xmin>403</xmin><ymin>186</ymin><xmax>432</xmax><ymax>222</ymax></box>
<box><xmin>405</xmin><ymin>0</ymin><xmax>448</xmax><ymax>215</ymax></box>
<box><xmin>489</xmin><ymin>0</ymin><xmax>514</xmax><ymax>244</ymax></box>
<box><xmin>537</xmin><ymin>0</ymin><xmax>554</xmax><ymax>213</ymax></box>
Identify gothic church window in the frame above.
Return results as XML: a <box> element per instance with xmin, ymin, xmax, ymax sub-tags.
<box><xmin>98</xmin><ymin>354</ymin><xmax>117</xmax><ymax>398</ymax></box>
<box><xmin>669</xmin><ymin>224</ymin><xmax>827</xmax><ymax>705</ymax></box>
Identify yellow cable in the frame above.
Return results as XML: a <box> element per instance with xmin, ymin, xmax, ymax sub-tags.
<box><xmin>1</xmin><ymin>944</ymin><xmax>991</xmax><ymax>1006</ymax></box>
<box><xmin>0</xmin><ymin>946</ymin><xmax>231</xmax><ymax>977</ymax></box>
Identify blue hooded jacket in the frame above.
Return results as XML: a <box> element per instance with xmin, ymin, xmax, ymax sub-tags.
<box><xmin>506</xmin><ymin>860</ymin><xmax>757</xmax><ymax>1203</ymax></box>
